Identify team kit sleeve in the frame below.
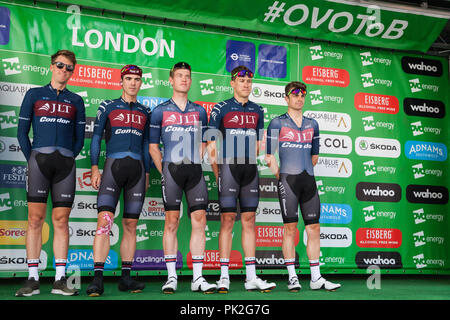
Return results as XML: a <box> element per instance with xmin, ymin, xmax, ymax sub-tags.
<box><xmin>257</xmin><ymin>105</ymin><xmax>265</xmax><ymax>141</ymax></box>
<box><xmin>207</xmin><ymin>104</ymin><xmax>222</xmax><ymax>141</ymax></box>
<box><xmin>73</xmin><ymin>95</ymin><xmax>86</xmax><ymax>158</ymax></box>
<box><xmin>311</xmin><ymin>119</ymin><xmax>320</xmax><ymax>155</ymax></box>
<box><xmin>200</xmin><ymin>106</ymin><xmax>208</xmax><ymax>143</ymax></box>
<box><xmin>142</xmin><ymin>109</ymin><xmax>152</xmax><ymax>173</ymax></box>
<box><xmin>149</xmin><ymin>106</ymin><xmax>162</xmax><ymax>145</ymax></box>
<box><xmin>90</xmin><ymin>101</ymin><xmax>109</xmax><ymax>167</ymax></box>
<box><xmin>17</xmin><ymin>89</ymin><xmax>35</xmax><ymax>161</ymax></box>
<box><xmin>266</xmin><ymin>118</ymin><xmax>280</xmax><ymax>155</ymax></box>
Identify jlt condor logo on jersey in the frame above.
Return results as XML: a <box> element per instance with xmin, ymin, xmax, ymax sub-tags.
<box><xmin>223</xmin><ymin>112</ymin><xmax>258</xmax><ymax>128</ymax></box>
<box><xmin>109</xmin><ymin>109</ymin><xmax>146</xmax><ymax>130</ymax></box>
<box><xmin>279</xmin><ymin>127</ymin><xmax>314</xmax><ymax>143</ymax></box>
<box><xmin>34</xmin><ymin>101</ymin><xmax>76</xmax><ymax>118</ymax></box>
<box><xmin>162</xmin><ymin>111</ymin><xmax>200</xmax><ymax>126</ymax></box>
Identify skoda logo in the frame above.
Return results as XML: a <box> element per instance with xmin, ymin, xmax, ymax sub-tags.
<box><xmin>252</xmin><ymin>87</ymin><xmax>262</xmax><ymax>98</ymax></box>
<box><xmin>359</xmin><ymin>139</ymin><xmax>368</xmax><ymax>150</ymax></box>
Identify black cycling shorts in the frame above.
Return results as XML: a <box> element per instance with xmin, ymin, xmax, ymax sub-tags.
<box><xmin>278</xmin><ymin>171</ymin><xmax>320</xmax><ymax>225</ymax></box>
<box><xmin>218</xmin><ymin>163</ymin><xmax>259</xmax><ymax>213</ymax></box>
<box><xmin>161</xmin><ymin>162</ymin><xmax>208</xmax><ymax>213</ymax></box>
<box><xmin>27</xmin><ymin>150</ymin><xmax>75</xmax><ymax>208</ymax></box>
<box><xmin>97</xmin><ymin>157</ymin><xmax>145</xmax><ymax>219</ymax></box>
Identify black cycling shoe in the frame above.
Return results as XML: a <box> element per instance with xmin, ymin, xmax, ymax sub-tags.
<box><xmin>118</xmin><ymin>276</ymin><xmax>145</xmax><ymax>293</ymax></box>
<box><xmin>86</xmin><ymin>277</ymin><xmax>104</xmax><ymax>297</ymax></box>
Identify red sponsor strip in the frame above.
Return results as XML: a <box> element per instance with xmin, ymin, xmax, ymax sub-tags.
<box><xmin>302</xmin><ymin>66</ymin><xmax>350</xmax><ymax>87</ymax></box>
<box><xmin>356</xmin><ymin>228</ymin><xmax>402</xmax><ymax>248</ymax></box>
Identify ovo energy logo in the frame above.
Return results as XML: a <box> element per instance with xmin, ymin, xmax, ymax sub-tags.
<box><xmin>200</xmin><ymin>79</ymin><xmax>214</xmax><ymax>95</ymax></box>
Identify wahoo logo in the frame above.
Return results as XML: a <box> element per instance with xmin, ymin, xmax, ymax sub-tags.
<box><xmin>200</xmin><ymin>79</ymin><xmax>214</xmax><ymax>95</ymax></box>
<box><xmin>356</xmin><ymin>182</ymin><xmax>401</xmax><ymax>202</ymax></box>
<box><xmin>406</xmin><ymin>185</ymin><xmax>448</xmax><ymax>205</ymax></box>
<box><xmin>409</xmin><ymin>78</ymin><xmax>421</xmax><ymax>93</ymax></box>
<box><xmin>403</xmin><ymin>98</ymin><xmax>445</xmax><ymax>119</ymax></box>
<box><xmin>401</xmin><ymin>56</ymin><xmax>443</xmax><ymax>77</ymax></box>
<box><xmin>356</xmin><ymin>251</ymin><xmax>402</xmax><ymax>269</ymax></box>
<box><xmin>2</xmin><ymin>57</ymin><xmax>21</xmax><ymax>76</ymax></box>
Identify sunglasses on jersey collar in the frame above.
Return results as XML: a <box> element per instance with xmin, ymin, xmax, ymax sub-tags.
<box><xmin>232</xmin><ymin>69</ymin><xmax>254</xmax><ymax>79</ymax></box>
<box><xmin>287</xmin><ymin>87</ymin><xmax>307</xmax><ymax>97</ymax></box>
<box><xmin>53</xmin><ymin>61</ymin><xmax>75</xmax><ymax>72</ymax></box>
<box><xmin>171</xmin><ymin>62</ymin><xmax>191</xmax><ymax>72</ymax></box>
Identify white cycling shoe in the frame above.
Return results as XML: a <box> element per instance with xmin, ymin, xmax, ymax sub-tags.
<box><xmin>191</xmin><ymin>276</ymin><xmax>217</xmax><ymax>294</ymax></box>
<box><xmin>162</xmin><ymin>276</ymin><xmax>178</xmax><ymax>294</ymax></box>
<box><xmin>310</xmin><ymin>276</ymin><xmax>341</xmax><ymax>291</ymax></box>
<box><xmin>244</xmin><ymin>277</ymin><xmax>276</xmax><ymax>292</ymax></box>
<box><xmin>216</xmin><ymin>277</ymin><xmax>230</xmax><ymax>294</ymax></box>
<box><xmin>287</xmin><ymin>276</ymin><xmax>302</xmax><ymax>292</ymax></box>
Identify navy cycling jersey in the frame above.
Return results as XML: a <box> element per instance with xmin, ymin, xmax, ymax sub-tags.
<box><xmin>208</xmin><ymin>97</ymin><xmax>264</xmax><ymax>161</ymax></box>
<box><xmin>149</xmin><ymin>99</ymin><xmax>208</xmax><ymax>164</ymax></box>
<box><xmin>17</xmin><ymin>83</ymin><xmax>86</xmax><ymax>160</ymax></box>
<box><xmin>91</xmin><ymin>98</ymin><xmax>151</xmax><ymax>172</ymax></box>
<box><xmin>266</xmin><ymin>113</ymin><xmax>320</xmax><ymax>176</ymax></box>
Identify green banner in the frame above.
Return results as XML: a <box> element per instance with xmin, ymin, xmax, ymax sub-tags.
<box><xmin>55</xmin><ymin>0</ymin><xmax>448</xmax><ymax>52</ymax></box>
<box><xmin>0</xmin><ymin>1</ymin><xmax>448</xmax><ymax>277</ymax></box>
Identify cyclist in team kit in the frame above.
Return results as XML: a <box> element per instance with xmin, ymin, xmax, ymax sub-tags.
<box><xmin>207</xmin><ymin>65</ymin><xmax>276</xmax><ymax>293</ymax></box>
<box><xmin>16</xmin><ymin>50</ymin><xmax>85</xmax><ymax>297</ymax></box>
<box><xmin>265</xmin><ymin>81</ymin><xmax>341</xmax><ymax>292</ymax></box>
<box><xmin>149</xmin><ymin>62</ymin><xmax>217</xmax><ymax>294</ymax></box>
<box><xmin>86</xmin><ymin>65</ymin><xmax>151</xmax><ymax>296</ymax></box>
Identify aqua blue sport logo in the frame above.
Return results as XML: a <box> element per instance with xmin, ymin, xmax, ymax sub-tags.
<box><xmin>319</xmin><ymin>203</ymin><xmax>352</xmax><ymax>224</ymax></box>
<box><xmin>65</xmin><ymin>249</ymin><xmax>118</xmax><ymax>270</ymax></box>
<box><xmin>405</xmin><ymin>141</ymin><xmax>447</xmax><ymax>162</ymax></box>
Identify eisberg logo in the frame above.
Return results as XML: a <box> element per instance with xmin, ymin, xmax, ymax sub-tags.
<box><xmin>404</xmin><ymin>141</ymin><xmax>447</xmax><ymax>162</ymax></box>
<box><xmin>403</xmin><ymin>98</ymin><xmax>445</xmax><ymax>119</ymax></box>
<box><xmin>356</xmin><ymin>228</ymin><xmax>402</xmax><ymax>248</ymax></box>
<box><xmin>401</xmin><ymin>56</ymin><xmax>443</xmax><ymax>77</ymax></box>
<box><xmin>406</xmin><ymin>185</ymin><xmax>448</xmax><ymax>205</ymax></box>
<box><xmin>356</xmin><ymin>182</ymin><xmax>401</xmax><ymax>202</ymax></box>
